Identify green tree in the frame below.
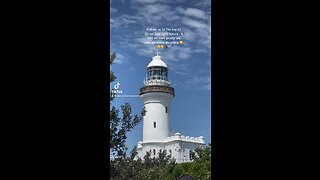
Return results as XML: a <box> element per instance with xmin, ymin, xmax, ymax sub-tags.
<box><xmin>109</xmin><ymin>52</ymin><xmax>144</xmax><ymax>157</ymax></box>
<box><xmin>130</xmin><ymin>146</ymin><xmax>138</xmax><ymax>160</ymax></box>
<box><xmin>189</xmin><ymin>143</ymin><xmax>212</xmax><ymax>179</ymax></box>
<box><xmin>110</xmin><ymin>144</ymin><xmax>213</xmax><ymax>180</ymax></box>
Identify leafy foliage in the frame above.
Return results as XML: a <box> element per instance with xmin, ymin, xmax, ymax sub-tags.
<box><xmin>110</xmin><ymin>144</ymin><xmax>211</xmax><ymax>180</ymax></box>
<box><xmin>110</xmin><ymin>52</ymin><xmax>117</xmax><ymax>83</ymax></box>
<box><xmin>109</xmin><ymin>53</ymin><xmax>143</xmax><ymax>157</ymax></box>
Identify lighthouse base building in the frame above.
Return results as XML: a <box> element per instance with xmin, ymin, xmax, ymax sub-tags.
<box><xmin>135</xmin><ymin>52</ymin><xmax>205</xmax><ymax>163</ymax></box>
<box><xmin>136</xmin><ymin>133</ymin><xmax>205</xmax><ymax>163</ymax></box>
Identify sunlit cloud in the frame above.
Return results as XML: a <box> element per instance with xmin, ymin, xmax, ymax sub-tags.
<box><xmin>110</xmin><ymin>0</ymin><xmax>211</xmax><ymax>87</ymax></box>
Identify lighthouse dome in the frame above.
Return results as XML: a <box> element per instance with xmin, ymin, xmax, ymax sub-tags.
<box><xmin>147</xmin><ymin>55</ymin><xmax>167</xmax><ymax>68</ymax></box>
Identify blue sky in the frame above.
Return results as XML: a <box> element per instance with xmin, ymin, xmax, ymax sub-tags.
<box><xmin>110</xmin><ymin>0</ymin><xmax>211</xmax><ymax>154</ymax></box>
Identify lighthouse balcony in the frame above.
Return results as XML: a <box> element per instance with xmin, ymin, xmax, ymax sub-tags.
<box><xmin>144</xmin><ymin>77</ymin><xmax>171</xmax><ymax>86</ymax></box>
<box><xmin>140</xmin><ymin>85</ymin><xmax>175</xmax><ymax>96</ymax></box>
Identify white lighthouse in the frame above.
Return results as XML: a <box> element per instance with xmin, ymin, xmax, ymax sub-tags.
<box><xmin>136</xmin><ymin>51</ymin><xmax>205</xmax><ymax>163</ymax></box>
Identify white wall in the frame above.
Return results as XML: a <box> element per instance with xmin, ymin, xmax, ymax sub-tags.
<box><xmin>137</xmin><ymin>140</ymin><xmax>204</xmax><ymax>163</ymax></box>
<box><xmin>141</xmin><ymin>92</ymin><xmax>173</xmax><ymax>142</ymax></box>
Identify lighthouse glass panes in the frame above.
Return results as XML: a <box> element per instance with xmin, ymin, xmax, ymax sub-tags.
<box><xmin>146</xmin><ymin>66</ymin><xmax>168</xmax><ymax>81</ymax></box>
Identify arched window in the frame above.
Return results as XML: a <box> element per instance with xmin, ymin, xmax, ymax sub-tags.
<box><xmin>153</xmin><ymin>149</ymin><xmax>156</xmax><ymax>155</ymax></box>
<box><xmin>154</xmin><ymin>122</ymin><xmax>156</xmax><ymax>128</ymax></box>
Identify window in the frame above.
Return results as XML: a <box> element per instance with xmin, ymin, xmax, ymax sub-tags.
<box><xmin>162</xmin><ymin>68</ymin><xmax>167</xmax><ymax>80</ymax></box>
<box><xmin>165</xmin><ymin>107</ymin><xmax>168</xmax><ymax>113</ymax></box>
<box><xmin>153</xmin><ymin>149</ymin><xmax>156</xmax><ymax>155</ymax></box>
<box><xmin>169</xmin><ymin>150</ymin><xmax>172</xmax><ymax>157</ymax></box>
<box><xmin>154</xmin><ymin>122</ymin><xmax>156</xmax><ymax>128</ymax></box>
<box><xmin>162</xmin><ymin>71</ymin><xmax>166</xmax><ymax>80</ymax></box>
<box><xmin>147</xmin><ymin>70</ymin><xmax>152</xmax><ymax>80</ymax></box>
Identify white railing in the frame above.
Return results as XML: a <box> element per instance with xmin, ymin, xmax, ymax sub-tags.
<box><xmin>164</xmin><ymin>133</ymin><xmax>205</xmax><ymax>144</ymax></box>
<box><xmin>143</xmin><ymin>79</ymin><xmax>171</xmax><ymax>86</ymax></box>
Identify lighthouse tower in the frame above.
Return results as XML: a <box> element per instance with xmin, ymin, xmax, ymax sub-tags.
<box><xmin>140</xmin><ymin>50</ymin><xmax>174</xmax><ymax>143</ymax></box>
<box><xmin>136</xmin><ymin>51</ymin><xmax>205</xmax><ymax>163</ymax></box>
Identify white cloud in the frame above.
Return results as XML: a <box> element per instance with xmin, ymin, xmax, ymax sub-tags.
<box><xmin>176</xmin><ymin>7</ymin><xmax>207</xmax><ymax>20</ymax></box>
<box><xmin>206</xmin><ymin>59</ymin><xmax>211</xmax><ymax>66</ymax></box>
<box><xmin>201</xmin><ymin>83</ymin><xmax>211</xmax><ymax>91</ymax></box>
<box><xmin>131</xmin><ymin>0</ymin><xmax>167</xmax><ymax>3</ymax></box>
<box><xmin>136</xmin><ymin>46</ymin><xmax>154</xmax><ymax>57</ymax></box>
<box><xmin>182</xmin><ymin>28</ymin><xmax>196</xmax><ymax>42</ymax></box>
<box><xmin>167</xmin><ymin>61</ymin><xmax>189</xmax><ymax>75</ymax></box>
<box><xmin>194</xmin><ymin>49</ymin><xmax>207</xmax><ymax>53</ymax></box>
<box><xmin>174</xmin><ymin>68</ymin><xmax>211</xmax><ymax>91</ymax></box>
<box><xmin>133</xmin><ymin>4</ymin><xmax>173</xmax><ymax>24</ymax></box>
<box><xmin>182</xmin><ymin>18</ymin><xmax>208</xmax><ymax>29</ymax></box>
<box><xmin>197</xmin><ymin>28</ymin><xmax>211</xmax><ymax>50</ymax></box>
<box><xmin>110</xmin><ymin>8</ymin><xmax>117</xmax><ymax>13</ymax></box>
<box><xmin>110</xmin><ymin>18</ymin><xmax>121</xmax><ymax>28</ymax></box>
<box><xmin>121</xmin><ymin>17</ymin><xmax>137</xmax><ymax>24</ymax></box>
<box><xmin>158</xmin><ymin>46</ymin><xmax>191</xmax><ymax>63</ymax></box>
<box><xmin>181</xmin><ymin>17</ymin><xmax>211</xmax><ymax>52</ymax></box>
<box><xmin>176</xmin><ymin>47</ymin><xmax>191</xmax><ymax>59</ymax></box>
<box><xmin>188</xmin><ymin>76</ymin><xmax>211</xmax><ymax>91</ymax></box>
<box><xmin>110</xmin><ymin>14</ymin><xmax>144</xmax><ymax>29</ymax></box>
<box><xmin>194</xmin><ymin>0</ymin><xmax>211</xmax><ymax>7</ymax></box>
<box><xmin>110</xmin><ymin>1</ymin><xmax>211</xmax><ymax>75</ymax></box>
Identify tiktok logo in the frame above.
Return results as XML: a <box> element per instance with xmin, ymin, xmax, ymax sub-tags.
<box><xmin>111</xmin><ymin>82</ymin><xmax>123</xmax><ymax>94</ymax></box>
<box><xmin>114</xmin><ymin>82</ymin><xmax>120</xmax><ymax>90</ymax></box>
